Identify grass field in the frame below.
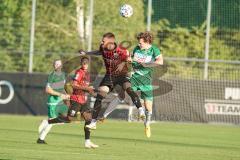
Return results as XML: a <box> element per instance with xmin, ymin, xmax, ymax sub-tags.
<box><xmin>0</xmin><ymin>115</ymin><xmax>240</xmax><ymax>160</ymax></box>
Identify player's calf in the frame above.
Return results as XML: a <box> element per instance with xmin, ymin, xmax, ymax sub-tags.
<box><xmin>85</xmin><ymin>120</ymin><xmax>97</xmax><ymax>130</ymax></box>
<box><xmin>125</xmin><ymin>87</ymin><xmax>146</xmax><ymax>119</ymax></box>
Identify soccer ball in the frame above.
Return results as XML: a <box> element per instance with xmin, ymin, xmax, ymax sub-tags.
<box><xmin>119</xmin><ymin>4</ymin><xmax>133</xmax><ymax>18</ymax></box>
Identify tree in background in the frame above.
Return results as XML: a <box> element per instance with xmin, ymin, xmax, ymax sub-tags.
<box><xmin>0</xmin><ymin>0</ymin><xmax>239</xmax><ymax>76</ymax></box>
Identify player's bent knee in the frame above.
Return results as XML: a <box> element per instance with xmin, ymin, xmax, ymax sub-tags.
<box><xmin>82</xmin><ymin>112</ymin><xmax>92</xmax><ymax>121</ymax></box>
<box><xmin>123</xmin><ymin>82</ymin><xmax>131</xmax><ymax>90</ymax></box>
<box><xmin>99</xmin><ymin>86</ymin><xmax>109</xmax><ymax>96</ymax></box>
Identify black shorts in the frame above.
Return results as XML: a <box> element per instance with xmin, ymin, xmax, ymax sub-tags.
<box><xmin>68</xmin><ymin>100</ymin><xmax>91</xmax><ymax>117</ymax></box>
<box><xmin>99</xmin><ymin>74</ymin><xmax>130</xmax><ymax>90</ymax></box>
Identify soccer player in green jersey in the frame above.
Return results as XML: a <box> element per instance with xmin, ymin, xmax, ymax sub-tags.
<box><xmin>131</xmin><ymin>31</ymin><xmax>163</xmax><ymax>137</ymax></box>
<box><xmin>37</xmin><ymin>59</ymin><xmax>70</xmax><ymax>144</ymax></box>
<box><xmin>100</xmin><ymin>32</ymin><xmax>163</xmax><ymax>138</ymax></box>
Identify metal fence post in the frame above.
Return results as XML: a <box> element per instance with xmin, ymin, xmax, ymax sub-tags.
<box><xmin>87</xmin><ymin>0</ymin><xmax>94</xmax><ymax>51</ymax></box>
<box><xmin>147</xmin><ymin>0</ymin><xmax>152</xmax><ymax>31</ymax></box>
<box><xmin>204</xmin><ymin>0</ymin><xmax>212</xmax><ymax>79</ymax></box>
<box><xmin>28</xmin><ymin>0</ymin><xmax>36</xmax><ymax>73</ymax></box>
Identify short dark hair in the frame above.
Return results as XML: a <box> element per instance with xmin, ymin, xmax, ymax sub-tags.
<box><xmin>102</xmin><ymin>32</ymin><xmax>115</xmax><ymax>39</ymax></box>
<box><xmin>137</xmin><ymin>32</ymin><xmax>153</xmax><ymax>44</ymax></box>
<box><xmin>80</xmin><ymin>56</ymin><xmax>89</xmax><ymax>64</ymax></box>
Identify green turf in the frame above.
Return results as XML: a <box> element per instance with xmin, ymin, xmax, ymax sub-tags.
<box><xmin>0</xmin><ymin>115</ymin><xmax>240</xmax><ymax>160</ymax></box>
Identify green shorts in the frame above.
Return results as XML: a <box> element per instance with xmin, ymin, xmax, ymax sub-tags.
<box><xmin>131</xmin><ymin>73</ymin><xmax>153</xmax><ymax>101</ymax></box>
<box><xmin>47</xmin><ymin>104</ymin><xmax>68</xmax><ymax>118</ymax></box>
<box><xmin>47</xmin><ymin>95</ymin><xmax>68</xmax><ymax>118</ymax></box>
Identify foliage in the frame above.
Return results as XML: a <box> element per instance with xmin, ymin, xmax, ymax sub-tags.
<box><xmin>0</xmin><ymin>0</ymin><xmax>239</xmax><ymax>77</ymax></box>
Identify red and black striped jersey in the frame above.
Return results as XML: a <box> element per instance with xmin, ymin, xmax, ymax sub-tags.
<box><xmin>100</xmin><ymin>44</ymin><xmax>129</xmax><ymax>75</ymax></box>
<box><xmin>70</xmin><ymin>68</ymin><xmax>90</xmax><ymax>104</ymax></box>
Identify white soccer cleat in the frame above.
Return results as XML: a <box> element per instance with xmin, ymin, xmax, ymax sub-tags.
<box><xmin>85</xmin><ymin>141</ymin><xmax>99</xmax><ymax>149</ymax></box>
<box><xmin>38</xmin><ymin>119</ymin><xmax>48</xmax><ymax>134</ymax></box>
<box><xmin>85</xmin><ymin>121</ymin><xmax>97</xmax><ymax>130</ymax></box>
<box><xmin>138</xmin><ymin>107</ymin><xmax>146</xmax><ymax>120</ymax></box>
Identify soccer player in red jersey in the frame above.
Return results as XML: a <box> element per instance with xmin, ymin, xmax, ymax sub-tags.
<box><xmin>46</xmin><ymin>57</ymin><xmax>99</xmax><ymax>148</ymax></box>
<box><xmin>68</xmin><ymin>56</ymin><xmax>99</xmax><ymax>148</ymax></box>
<box><xmin>84</xmin><ymin>32</ymin><xmax>145</xmax><ymax>129</ymax></box>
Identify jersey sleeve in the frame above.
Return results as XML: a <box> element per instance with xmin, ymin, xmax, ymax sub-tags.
<box><xmin>46</xmin><ymin>72</ymin><xmax>54</xmax><ymax>87</ymax></box>
<box><xmin>152</xmin><ymin>45</ymin><xmax>161</xmax><ymax>59</ymax></box>
<box><xmin>73</xmin><ymin>70</ymin><xmax>83</xmax><ymax>82</ymax></box>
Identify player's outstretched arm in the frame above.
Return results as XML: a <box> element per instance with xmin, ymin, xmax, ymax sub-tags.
<box><xmin>79</xmin><ymin>50</ymin><xmax>101</xmax><ymax>56</ymax></box>
<box><xmin>45</xmin><ymin>86</ymin><xmax>69</xmax><ymax>100</ymax></box>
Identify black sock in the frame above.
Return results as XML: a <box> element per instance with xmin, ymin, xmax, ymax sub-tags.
<box><xmin>84</xmin><ymin>121</ymin><xmax>91</xmax><ymax>140</ymax></box>
<box><xmin>68</xmin><ymin>100</ymin><xmax>79</xmax><ymax>117</ymax></box>
<box><xmin>92</xmin><ymin>94</ymin><xmax>104</xmax><ymax>119</ymax></box>
<box><xmin>126</xmin><ymin>87</ymin><xmax>142</xmax><ymax>109</ymax></box>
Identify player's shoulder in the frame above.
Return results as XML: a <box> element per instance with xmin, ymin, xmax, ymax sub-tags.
<box><xmin>47</xmin><ymin>71</ymin><xmax>56</xmax><ymax>83</ymax></box>
<box><xmin>75</xmin><ymin>68</ymin><xmax>87</xmax><ymax>76</ymax></box>
<box><xmin>73</xmin><ymin>68</ymin><xmax>84</xmax><ymax>80</ymax></box>
<box><xmin>48</xmin><ymin>70</ymin><xmax>54</xmax><ymax>75</ymax></box>
<box><xmin>75</xmin><ymin>68</ymin><xmax>83</xmax><ymax>74</ymax></box>
<box><xmin>133</xmin><ymin>45</ymin><xmax>140</xmax><ymax>52</ymax></box>
<box><xmin>48</xmin><ymin>71</ymin><xmax>55</xmax><ymax>78</ymax></box>
<box><xmin>151</xmin><ymin>44</ymin><xmax>160</xmax><ymax>50</ymax></box>
<box><xmin>116</xmin><ymin>45</ymin><xmax>126</xmax><ymax>52</ymax></box>
<box><xmin>151</xmin><ymin>44</ymin><xmax>161</xmax><ymax>54</ymax></box>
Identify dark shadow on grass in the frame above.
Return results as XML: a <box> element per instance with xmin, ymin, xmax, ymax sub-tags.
<box><xmin>1</xmin><ymin>128</ymin><xmax>239</xmax><ymax>151</ymax></box>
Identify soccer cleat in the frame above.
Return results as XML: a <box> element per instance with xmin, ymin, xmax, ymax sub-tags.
<box><xmin>36</xmin><ymin>138</ymin><xmax>47</xmax><ymax>144</ymax></box>
<box><xmin>145</xmin><ymin>124</ymin><xmax>151</xmax><ymax>138</ymax></box>
<box><xmin>85</xmin><ymin>141</ymin><xmax>99</xmax><ymax>149</ymax></box>
<box><xmin>38</xmin><ymin>119</ymin><xmax>48</xmax><ymax>134</ymax></box>
<box><xmin>138</xmin><ymin>108</ymin><xmax>146</xmax><ymax>121</ymax></box>
<box><xmin>85</xmin><ymin>121</ymin><xmax>97</xmax><ymax>130</ymax></box>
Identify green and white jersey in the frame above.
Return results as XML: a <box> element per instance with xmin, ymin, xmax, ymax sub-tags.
<box><xmin>132</xmin><ymin>45</ymin><xmax>161</xmax><ymax>77</ymax></box>
<box><xmin>46</xmin><ymin>71</ymin><xmax>66</xmax><ymax>106</ymax></box>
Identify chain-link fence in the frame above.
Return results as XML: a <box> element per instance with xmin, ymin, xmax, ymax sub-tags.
<box><xmin>153</xmin><ymin>61</ymin><xmax>240</xmax><ymax>124</ymax></box>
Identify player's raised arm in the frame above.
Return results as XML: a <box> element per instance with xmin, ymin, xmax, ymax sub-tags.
<box><xmin>79</xmin><ymin>49</ymin><xmax>101</xmax><ymax>56</ymax></box>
